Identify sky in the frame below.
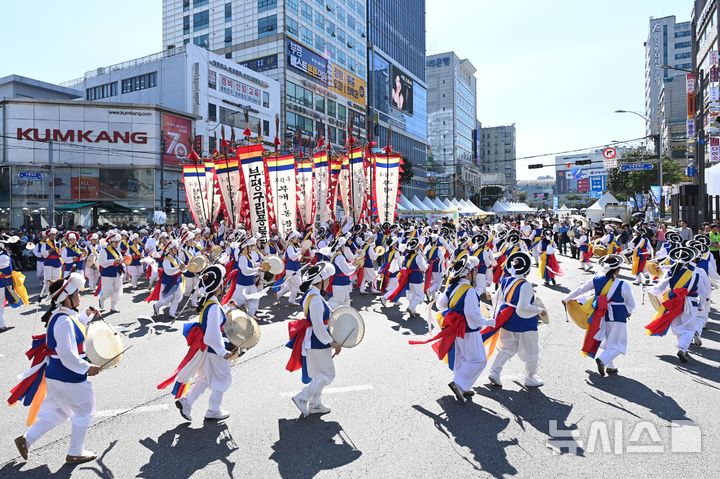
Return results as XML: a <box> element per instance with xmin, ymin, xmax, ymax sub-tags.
<box><xmin>1</xmin><ymin>0</ymin><xmax>692</xmax><ymax>180</ymax></box>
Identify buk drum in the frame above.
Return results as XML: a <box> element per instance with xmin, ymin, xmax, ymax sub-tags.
<box><xmin>566</xmin><ymin>300</ymin><xmax>593</xmax><ymax>330</ymax></box>
<box><xmin>535</xmin><ymin>297</ymin><xmax>550</xmax><ymax>324</ymax></box>
<box><xmin>225</xmin><ymin>309</ymin><xmax>261</xmax><ymax>350</ymax></box>
<box><xmin>187</xmin><ymin>255</ymin><xmax>209</xmax><ymax>274</ymax></box>
<box><xmin>593</xmin><ymin>245</ymin><xmax>608</xmax><ymax>257</ymax></box>
<box><xmin>328</xmin><ymin>306</ymin><xmax>365</xmax><ymax>348</ymax></box>
<box><xmin>264</xmin><ymin>254</ymin><xmax>284</xmax><ymax>275</ymax></box>
<box><xmin>85</xmin><ymin>321</ymin><xmax>125</xmax><ymax>369</ymax></box>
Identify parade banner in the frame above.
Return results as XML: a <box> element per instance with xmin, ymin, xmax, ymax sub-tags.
<box><xmin>348</xmin><ymin>147</ymin><xmax>366</xmax><ymax>221</ymax></box>
<box><xmin>373</xmin><ymin>152</ymin><xmax>401</xmax><ymax>224</ymax></box>
<box><xmin>265</xmin><ymin>154</ymin><xmax>297</xmax><ymax>238</ymax></box>
<box><xmin>338</xmin><ymin>155</ymin><xmax>351</xmax><ymax>217</ymax></box>
<box><xmin>204</xmin><ymin>160</ymin><xmax>222</xmax><ymax>224</ymax></box>
<box><xmin>238</xmin><ymin>144</ymin><xmax>270</xmax><ymax>239</ymax></box>
<box><xmin>214</xmin><ymin>158</ymin><xmax>240</xmax><ymax>228</ymax></box>
<box><xmin>182</xmin><ymin>165</ymin><xmax>207</xmax><ymax>227</ymax></box>
<box><xmin>313</xmin><ymin>150</ymin><xmax>331</xmax><ymax>225</ymax></box>
<box><xmin>328</xmin><ymin>156</ymin><xmax>343</xmax><ymax>220</ymax></box>
<box><xmin>296</xmin><ymin>157</ymin><xmax>314</xmax><ymax>228</ymax></box>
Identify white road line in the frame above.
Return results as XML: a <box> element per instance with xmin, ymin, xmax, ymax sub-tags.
<box><xmin>95</xmin><ymin>403</ymin><xmax>169</xmax><ymax>418</ymax></box>
<box><xmin>280</xmin><ymin>384</ymin><xmax>374</xmax><ymax>398</ymax></box>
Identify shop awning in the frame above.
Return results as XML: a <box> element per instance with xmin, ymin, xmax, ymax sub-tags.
<box><xmin>56</xmin><ymin>202</ymin><xmax>99</xmax><ymax>211</ymax></box>
<box><xmin>98</xmin><ymin>202</ymin><xmax>132</xmax><ymax>213</ymax></box>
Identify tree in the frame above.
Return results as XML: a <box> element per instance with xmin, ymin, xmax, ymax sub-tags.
<box><xmin>516</xmin><ymin>191</ymin><xmax>528</xmax><ymax>203</ymax></box>
<box><xmin>606</xmin><ymin>148</ymin><xmax>684</xmax><ymax>201</ymax></box>
<box><xmin>400</xmin><ymin>155</ymin><xmax>414</xmax><ymax>185</ymax></box>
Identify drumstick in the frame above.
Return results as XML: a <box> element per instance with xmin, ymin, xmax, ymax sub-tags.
<box><xmin>98</xmin><ymin>345</ymin><xmax>133</xmax><ymax>370</ymax></box>
<box><xmin>563</xmin><ymin>303</ymin><xmax>569</xmax><ymax>323</ymax></box>
<box><xmin>333</xmin><ymin>328</ymin><xmax>355</xmax><ymax>358</ymax></box>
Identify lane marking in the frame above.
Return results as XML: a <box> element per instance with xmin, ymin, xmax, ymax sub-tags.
<box><xmin>280</xmin><ymin>384</ymin><xmax>374</xmax><ymax>398</ymax></box>
<box><xmin>95</xmin><ymin>403</ymin><xmax>169</xmax><ymax>418</ymax></box>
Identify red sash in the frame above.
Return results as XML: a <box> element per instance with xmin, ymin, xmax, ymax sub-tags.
<box><xmin>285</xmin><ymin>319</ymin><xmax>312</xmax><ymax>372</ymax></box>
<box><xmin>644</xmin><ymin>288</ymin><xmax>689</xmax><ymax>336</ymax></box>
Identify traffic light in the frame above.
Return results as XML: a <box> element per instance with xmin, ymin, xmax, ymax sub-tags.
<box><xmin>164</xmin><ymin>198</ymin><xmax>172</xmax><ymax>214</ymax></box>
<box><xmin>528</xmin><ymin>164</ymin><xmax>544</xmax><ymax>169</ymax></box>
<box><xmin>575</xmin><ymin>159</ymin><xmax>592</xmax><ymax>165</ymax></box>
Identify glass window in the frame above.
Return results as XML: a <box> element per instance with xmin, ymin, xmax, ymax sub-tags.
<box><xmin>326</xmin><ymin>20</ymin><xmax>336</xmax><ymax>36</ymax></box>
<box><xmin>263</xmin><ymin>91</ymin><xmax>270</xmax><ymax>108</ymax></box>
<box><xmin>183</xmin><ymin>15</ymin><xmax>190</xmax><ymax>34</ymax></box>
<box><xmin>258</xmin><ymin>0</ymin><xmax>276</xmax><ymax>13</ymax></box>
<box><xmin>347</xmin><ymin>15</ymin><xmax>355</xmax><ymax>31</ymax></box>
<box><xmin>301</xmin><ymin>1</ymin><xmax>312</xmax><ymax>22</ymax></box>
<box><xmin>225</xmin><ymin>27</ymin><xmax>232</xmax><ymax>46</ymax></box>
<box><xmin>315</xmin><ymin>0</ymin><xmax>324</xmax><ymax>6</ymax></box>
<box><xmin>327</xmin><ymin>99</ymin><xmax>336</xmax><ymax>117</ymax></box>
<box><xmin>338</xmin><ymin>29</ymin><xmax>345</xmax><ymax>45</ymax></box>
<box><xmin>225</xmin><ymin>3</ymin><xmax>232</xmax><ymax>21</ymax></box>
<box><xmin>208</xmin><ymin>103</ymin><xmax>217</xmax><ymax>122</ymax></box>
<box><xmin>315</xmin><ymin>34</ymin><xmax>325</xmax><ymax>52</ymax></box>
<box><xmin>315</xmin><ymin>13</ymin><xmax>325</xmax><ymax>31</ymax></box>
<box><xmin>258</xmin><ymin>15</ymin><xmax>277</xmax><ymax>38</ymax></box>
<box><xmin>193</xmin><ymin>34</ymin><xmax>209</xmax><ymax>48</ymax></box>
<box><xmin>315</xmin><ymin>95</ymin><xmax>325</xmax><ymax>113</ymax></box>
<box><xmin>193</xmin><ymin>10</ymin><xmax>209</xmax><ymax>31</ymax></box>
<box><xmin>300</xmin><ymin>26</ymin><xmax>313</xmax><ymax>44</ymax></box>
<box><xmin>328</xmin><ymin>126</ymin><xmax>337</xmax><ymax>144</ymax></box>
<box><xmin>338</xmin><ymin>104</ymin><xmax>346</xmax><ymax>121</ymax></box>
<box><xmin>287</xmin><ymin>17</ymin><xmax>298</xmax><ymax>37</ymax></box>
<box><xmin>287</xmin><ymin>0</ymin><xmax>298</xmax><ymax>14</ymax></box>
<box><xmin>194</xmin><ymin>0</ymin><xmax>208</xmax><ymax>6</ymax></box>
<box><xmin>337</xmin><ymin>6</ymin><xmax>345</xmax><ymax>22</ymax></box>
<box><xmin>183</xmin><ymin>0</ymin><xmax>190</xmax><ymax>11</ymax></box>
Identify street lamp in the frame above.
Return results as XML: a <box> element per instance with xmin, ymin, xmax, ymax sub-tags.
<box><xmin>614</xmin><ymin>109</ymin><xmax>663</xmax><ymax>217</ymax></box>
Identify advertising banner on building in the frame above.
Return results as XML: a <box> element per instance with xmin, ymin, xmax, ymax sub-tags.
<box><xmin>390</xmin><ymin>65</ymin><xmax>414</xmax><ymax>114</ymax></box>
<box><xmin>218</xmin><ymin>73</ymin><xmax>262</xmax><ymax>105</ymax></box>
<box><xmin>162</xmin><ymin>113</ymin><xmax>192</xmax><ymax>167</ymax></box>
<box><xmin>265</xmin><ymin>154</ymin><xmax>297</xmax><ymax>239</ymax></box>
<box><xmin>329</xmin><ymin>63</ymin><xmax>367</xmax><ymax>105</ymax></box>
<box><xmin>576</xmin><ymin>178</ymin><xmax>590</xmax><ymax>193</ymax></box>
<box><xmin>287</xmin><ymin>39</ymin><xmax>329</xmax><ymax>86</ymax></box>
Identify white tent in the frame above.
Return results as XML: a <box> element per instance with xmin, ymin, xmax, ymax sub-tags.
<box><xmin>398</xmin><ymin>194</ymin><xmax>416</xmax><ymax>211</ymax></box>
<box><xmin>431</xmin><ymin>198</ymin><xmax>447</xmax><ymax>210</ymax></box>
<box><xmin>590</xmin><ymin>192</ymin><xmax>620</xmax><ymax>209</ymax></box>
<box><xmin>585</xmin><ymin>202</ymin><xmax>604</xmax><ymax>223</ymax></box>
<box><xmin>411</xmin><ymin>196</ymin><xmax>429</xmax><ymax>211</ymax></box>
<box><xmin>422</xmin><ymin>197</ymin><xmax>438</xmax><ymax>210</ymax></box>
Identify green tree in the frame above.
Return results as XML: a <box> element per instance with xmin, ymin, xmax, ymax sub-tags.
<box><xmin>400</xmin><ymin>155</ymin><xmax>414</xmax><ymax>185</ymax></box>
<box><xmin>516</xmin><ymin>191</ymin><xmax>528</xmax><ymax>203</ymax></box>
<box><xmin>606</xmin><ymin>148</ymin><xmax>684</xmax><ymax>201</ymax></box>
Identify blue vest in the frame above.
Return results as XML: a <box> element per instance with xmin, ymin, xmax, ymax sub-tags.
<box><xmin>129</xmin><ymin>243</ymin><xmax>144</xmax><ymax>267</ymax></box>
<box><xmin>498</xmin><ymin>277</ymin><xmax>539</xmax><ymax>332</ymax></box>
<box><xmin>406</xmin><ymin>253</ymin><xmax>423</xmax><ymax>284</ymax></box>
<box><xmin>332</xmin><ymin>255</ymin><xmax>351</xmax><ymax>286</ymax></box>
<box><xmin>45</xmin><ymin>313</ymin><xmax>88</xmax><ymax>383</ymax></box>
<box><xmin>426</xmin><ymin>245</ymin><xmax>441</xmax><ymax>272</ymax></box>
<box><xmin>63</xmin><ymin>246</ymin><xmax>86</xmax><ymax>272</ymax></box>
<box><xmin>362</xmin><ymin>245</ymin><xmax>374</xmax><ymax>268</ymax></box>
<box><xmin>35</xmin><ymin>244</ymin><xmax>45</xmax><ymax>264</ymax></box>
<box><xmin>285</xmin><ymin>246</ymin><xmax>301</xmax><ymax>271</ymax></box>
<box><xmin>43</xmin><ymin>241</ymin><xmax>62</xmax><ymax>268</ymax></box>
<box><xmin>235</xmin><ymin>254</ymin><xmax>256</xmax><ymax>286</ymax></box>
<box><xmin>0</xmin><ymin>255</ymin><xmax>12</xmax><ymax>288</ymax></box>
<box><xmin>101</xmin><ymin>247</ymin><xmax>122</xmax><ymax>277</ymax></box>
<box><xmin>592</xmin><ymin>276</ymin><xmax>628</xmax><ymax>323</ymax></box>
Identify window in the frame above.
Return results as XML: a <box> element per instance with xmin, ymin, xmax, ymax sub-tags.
<box><xmin>258</xmin><ymin>15</ymin><xmax>277</xmax><ymax>38</ymax></box>
<box><xmin>315</xmin><ymin>34</ymin><xmax>325</xmax><ymax>52</ymax></box>
<box><xmin>120</xmin><ymin>72</ymin><xmax>157</xmax><ymax>94</ymax></box>
<box><xmin>258</xmin><ymin>0</ymin><xmax>276</xmax><ymax>13</ymax></box>
<box><xmin>347</xmin><ymin>15</ymin><xmax>355</xmax><ymax>31</ymax></box>
<box><xmin>338</xmin><ymin>104</ymin><xmax>346</xmax><ymax>122</ymax></box>
<box><xmin>326</xmin><ymin>20</ymin><xmax>336</xmax><ymax>36</ymax></box>
<box><xmin>183</xmin><ymin>15</ymin><xmax>190</xmax><ymax>34</ymax></box>
<box><xmin>287</xmin><ymin>17</ymin><xmax>298</xmax><ymax>37</ymax></box>
<box><xmin>301</xmin><ymin>1</ymin><xmax>312</xmax><ymax>22</ymax></box>
<box><xmin>225</xmin><ymin>3</ymin><xmax>232</xmax><ymax>21</ymax></box>
<box><xmin>183</xmin><ymin>38</ymin><xmax>190</xmax><ymax>45</ymax></box>
<box><xmin>208</xmin><ymin>103</ymin><xmax>217</xmax><ymax>122</ymax></box>
<box><xmin>328</xmin><ymin>126</ymin><xmax>337</xmax><ymax>143</ymax></box>
<box><xmin>675</xmin><ymin>41</ymin><xmax>691</xmax><ymax>49</ymax></box>
<box><xmin>225</xmin><ymin>27</ymin><xmax>232</xmax><ymax>46</ymax></box>
<box><xmin>675</xmin><ymin>52</ymin><xmax>691</xmax><ymax>60</ymax></box>
<box><xmin>286</xmin><ymin>81</ymin><xmax>314</xmax><ymax>108</ymax></box>
<box><xmin>300</xmin><ymin>26</ymin><xmax>313</xmax><ymax>44</ymax></box>
<box><xmin>286</xmin><ymin>112</ymin><xmax>314</xmax><ymax>135</ymax></box>
<box><xmin>263</xmin><ymin>120</ymin><xmax>270</xmax><ymax>136</ymax></box>
<box><xmin>193</xmin><ymin>10</ymin><xmax>209</xmax><ymax>31</ymax></box>
<box><xmin>209</xmin><ymin>135</ymin><xmax>216</xmax><ymax>154</ymax></box>
<box><xmin>674</xmin><ymin>30</ymin><xmax>691</xmax><ymax>38</ymax></box>
<box><xmin>327</xmin><ymin>99</ymin><xmax>336</xmax><ymax>117</ymax></box>
<box><xmin>86</xmin><ymin>82</ymin><xmax>118</xmax><ymax>100</ymax></box>
<box><xmin>287</xmin><ymin>0</ymin><xmax>298</xmax><ymax>14</ymax></box>
<box><xmin>315</xmin><ymin>13</ymin><xmax>325</xmax><ymax>31</ymax></box>
<box><xmin>193</xmin><ymin>34</ymin><xmax>209</xmax><ymax>49</ymax></box>
<box><xmin>315</xmin><ymin>95</ymin><xmax>325</xmax><ymax>113</ymax></box>
<box><xmin>225</xmin><ymin>52</ymin><xmax>232</xmax><ymax>59</ymax></box>
<box><xmin>183</xmin><ymin>0</ymin><xmax>190</xmax><ymax>11</ymax></box>
<box><xmin>194</xmin><ymin>0</ymin><xmax>208</xmax><ymax>6</ymax></box>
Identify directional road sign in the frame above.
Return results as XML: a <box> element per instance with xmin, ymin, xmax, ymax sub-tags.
<box><xmin>602</xmin><ymin>147</ymin><xmax>617</xmax><ymax>159</ymax></box>
<box><xmin>619</xmin><ymin>163</ymin><xmax>654</xmax><ymax>172</ymax></box>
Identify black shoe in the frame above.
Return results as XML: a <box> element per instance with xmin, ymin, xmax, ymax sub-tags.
<box><xmin>463</xmin><ymin>390</ymin><xmax>475</xmax><ymax>398</ymax></box>
<box><xmin>448</xmin><ymin>382</ymin><xmax>466</xmax><ymax>402</ymax></box>
<box><xmin>595</xmin><ymin>358</ymin><xmax>606</xmax><ymax>377</ymax></box>
<box><xmin>606</xmin><ymin>368</ymin><xmax>619</xmax><ymax>375</ymax></box>
<box><xmin>677</xmin><ymin>350</ymin><xmax>689</xmax><ymax>363</ymax></box>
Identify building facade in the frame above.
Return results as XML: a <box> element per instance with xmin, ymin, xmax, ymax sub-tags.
<box><xmin>367</xmin><ymin>0</ymin><xmax>429</xmax><ymax>200</ymax></box>
<box><xmin>554</xmin><ymin>151</ymin><xmax>608</xmax><ymax>207</ymax></box>
<box><xmin>691</xmin><ymin>0</ymin><xmax>719</xmax><ymax>170</ymax></box>
<box><xmin>65</xmin><ymin>44</ymin><xmax>280</xmax><ymax>157</ymax></box>
<box><xmin>479</xmin><ymin>124</ymin><xmax>516</xmax><ymax>193</ymax></box>
<box><xmin>426</xmin><ymin>52</ymin><xmax>477</xmax><ymax>199</ymax></box>
<box><xmin>162</xmin><ymin>0</ymin><xmax>368</xmax><ymax>156</ymax></box>
<box><xmin>516</xmin><ymin>178</ymin><xmax>555</xmax><ymax>208</ymax></box>
<box><xmin>0</xmin><ymin>98</ymin><xmax>197</xmax><ymax>228</ymax></box>
<box><xmin>645</xmin><ymin>16</ymin><xmax>692</xmax><ymax>137</ymax></box>
<box><xmin>659</xmin><ymin>75</ymin><xmax>688</xmax><ymax>159</ymax></box>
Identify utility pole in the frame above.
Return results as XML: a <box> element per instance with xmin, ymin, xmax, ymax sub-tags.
<box><xmin>654</xmin><ymin>133</ymin><xmax>663</xmax><ymax>217</ymax></box>
<box><xmin>48</xmin><ymin>140</ymin><xmax>55</xmax><ymax>226</ymax></box>
<box><xmin>697</xmin><ymin>70</ymin><xmax>706</xmax><ymax>227</ymax></box>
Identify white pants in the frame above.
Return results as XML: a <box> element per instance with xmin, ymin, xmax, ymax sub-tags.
<box><xmin>474</xmin><ymin>271</ymin><xmax>492</xmax><ymax>297</ymax></box>
<box><xmin>489</xmin><ymin>329</ymin><xmax>540</xmax><ymax>379</ymax></box>
<box><xmin>184</xmin><ymin>353</ymin><xmax>232</xmax><ymax>414</ymax></box>
<box><xmin>86</xmin><ymin>267</ymin><xmax>100</xmax><ymax>291</ymax></box>
<box><xmin>127</xmin><ymin>265</ymin><xmax>144</xmax><ymax>288</ymax></box>
<box><xmin>359</xmin><ymin>268</ymin><xmax>378</xmax><ymax>293</ymax></box>
<box><xmin>232</xmin><ymin>283</ymin><xmax>259</xmax><ymax>316</ymax></box>
<box><xmin>695</xmin><ymin>301</ymin><xmax>710</xmax><ymax>335</ymax></box>
<box><xmin>25</xmin><ymin>378</ymin><xmax>95</xmax><ymax>456</ymax></box>
<box><xmin>184</xmin><ymin>275</ymin><xmax>201</xmax><ymax>307</ymax></box>
<box><xmin>427</xmin><ymin>271</ymin><xmax>443</xmax><ymax>295</ymax></box>
<box><xmin>407</xmin><ymin>282</ymin><xmax>425</xmax><ymax>314</ymax></box>
<box><xmin>99</xmin><ymin>275</ymin><xmax>123</xmax><ymax>310</ymax></box>
<box><xmin>36</xmin><ymin>261</ymin><xmax>44</xmax><ymax>281</ymax></box>
<box><xmin>671</xmin><ymin>303</ymin><xmax>698</xmax><ymax>352</ymax></box>
<box><xmin>297</xmin><ymin>348</ymin><xmax>335</xmax><ymax>407</ymax></box>
<box><xmin>277</xmin><ymin>270</ymin><xmax>301</xmax><ymax>304</ymax></box>
<box><xmin>155</xmin><ymin>283</ymin><xmax>184</xmax><ymax>316</ymax></box>
<box><xmin>43</xmin><ymin>266</ymin><xmax>62</xmax><ymax>289</ymax></box>
<box><xmin>0</xmin><ymin>286</ymin><xmax>6</xmax><ymax>328</ymax></box>
<box><xmin>452</xmin><ymin>331</ymin><xmax>488</xmax><ymax>391</ymax></box>
<box><xmin>329</xmin><ymin>284</ymin><xmax>352</xmax><ymax>310</ymax></box>
<box><xmin>383</xmin><ymin>277</ymin><xmax>399</xmax><ymax>299</ymax></box>
<box><xmin>596</xmin><ymin>321</ymin><xmax>628</xmax><ymax>369</ymax></box>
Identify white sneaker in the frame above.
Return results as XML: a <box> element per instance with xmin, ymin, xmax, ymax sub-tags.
<box><xmin>308</xmin><ymin>403</ymin><xmax>331</xmax><ymax>415</ymax></box>
<box><xmin>153</xmin><ymin>303</ymin><xmax>160</xmax><ymax>316</ymax></box>
<box><xmin>488</xmin><ymin>372</ymin><xmax>503</xmax><ymax>388</ymax></box>
<box><xmin>292</xmin><ymin>394</ymin><xmax>309</xmax><ymax>417</ymax></box>
<box><xmin>204</xmin><ymin>409</ymin><xmax>230</xmax><ymax>421</ymax></box>
<box><xmin>175</xmin><ymin>399</ymin><xmax>192</xmax><ymax>422</ymax></box>
<box><xmin>524</xmin><ymin>375</ymin><xmax>544</xmax><ymax>387</ymax></box>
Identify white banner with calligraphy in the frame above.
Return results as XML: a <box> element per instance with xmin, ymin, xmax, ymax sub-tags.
<box><xmin>213</xmin><ymin>158</ymin><xmax>240</xmax><ymax>228</ymax></box>
<box><xmin>373</xmin><ymin>153</ymin><xmax>401</xmax><ymax>224</ymax></box>
<box><xmin>238</xmin><ymin>144</ymin><xmax>270</xmax><ymax>239</ymax></box>
<box><xmin>182</xmin><ymin>165</ymin><xmax>208</xmax><ymax>226</ymax></box>
<box><xmin>348</xmin><ymin>147</ymin><xmax>367</xmax><ymax>221</ymax></box>
<box><xmin>313</xmin><ymin>151</ymin><xmax>331</xmax><ymax>225</ymax></box>
<box><xmin>296</xmin><ymin>158</ymin><xmax>314</xmax><ymax>229</ymax></box>
<box><xmin>265</xmin><ymin>154</ymin><xmax>297</xmax><ymax>238</ymax></box>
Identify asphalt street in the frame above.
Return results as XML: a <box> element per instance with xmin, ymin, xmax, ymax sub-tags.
<box><xmin>0</xmin><ymin>255</ymin><xmax>718</xmax><ymax>478</ymax></box>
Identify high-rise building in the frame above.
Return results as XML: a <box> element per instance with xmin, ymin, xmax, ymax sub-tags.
<box><xmin>480</xmin><ymin>124</ymin><xmax>516</xmax><ymax>193</ymax></box>
<box><xmin>367</xmin><ymin>0</ymin><xmax>428</xmax><ymax>200</ymax></box>
<box><xmin>163</xmin><ymin>0</ymin><xmax>368</xmax><ymax>154</ymax></box>
<box><xmin>659</xmin><ymin>76</ymin><xmax>688</xmax><ymax>159</ymax></box>
<box><xmin>645</xmin><ymin>16</ymin><xmax>692</xmax><ymax>137</ymax></box>
<box><xmin>426</xmin><ymin>52</ymin><xmax>477</xmax><ymax>199</ymax></box>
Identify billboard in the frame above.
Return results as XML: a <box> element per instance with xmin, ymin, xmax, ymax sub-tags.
<box><xmin>162</xmin><ymin>113</ymin><xmax>192</xmax><ymax>167</ymax></box>
<box><xmin>390</xmin><ymin>65</ymin><xmax>413</xmax><ymax>114</ymax></box>
<box><xmin>287</xmin><ymin>39</ymin><xmax>328</xmax><ymax>85</ymax></box>
<box><xmin>328</xmin><ymin>63</ymin><xmax>367</xmax><ymax>105</ymax></box>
